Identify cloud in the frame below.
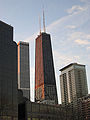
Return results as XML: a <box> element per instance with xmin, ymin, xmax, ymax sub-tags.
<box><xmin>67</xmin><ymin>32</ymin><xmax>90</xmax><ymax>49</ymax></box>
<box><xmin>80</xmin><ymin>0</ymin><xmax>90</xmax><ymax>3</ymax></box>
<box><xmin>66</xmin><ymin>25</ymin><xmax>76</xmax><ymax>29</ymax></box>
<box><xmin>67</xmin><ymin>5</ymin><xmax>87</xmax><ymax>14</ymax></box>
<box><xmin>53</xmin><ymin>51</ymin><xmax>81</xmax><ymax>69</ymax></box>
<box><xmin>86</xmin><ymin>35</ymin><xmax>90</xmax><ymax>39</ymax></box>
<box><xmin>24</xmin><ymin>32</ymin><xmax>37</xmax><ymax>42</ymax></box>
<box><xmin>46</xmin><ymin>3</ymin><xmax>90</xmax><ymax>38</ymax></box>
<box><xmin>87</xmin><ymin>46</ymin><xmax>90</xmax><ymax>50</ymax></box>
<box><xmin>75</xmin><ymin>39</ymin><xmax>90</xmax><ymax>45</ymax></box>
<box><xmin>68</xmin><ymin>32</ymin><xmax>90</xmax><ymax>41</ymax></box>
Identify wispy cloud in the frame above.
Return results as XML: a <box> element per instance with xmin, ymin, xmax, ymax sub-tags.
<box><xmin>75</xmin><ymin>39</ymin><xmax>90</xmax><ymax>45</ymax></box>
<box><xmin>69</xmin><ymin>32</ymin><xmax>90</xmax><ymax>40</ymax></box>
<box><xmin>68</xmin><ymin>32</ymin><xmax>90</xmax><ymax>48</ymax></box>
<box><xmin>66</xmin><ymin>25</ymin><xmax>76</xmax><ymax>29</ymax></box>
<box><xmin>47</xmin><ymin>3</ymin><xmax>90</xmax><ymax>37</ymax></box>
<box><xmin>67</xmin><ymin>5</ymin><xmax>87</xmax><ymax>14</ymax></box>
<box><xmin>80</xmin><ymin>0</ymin><xmax>90</xmax><ymax>3</ymax></box>
<box><xmin>86</xmin><ymin>46</ymin><xmax>90</xmax><ymax>50</ymax></box>
<box><xmin>53</xmin><ymin>51</ymin><xmax>81</xmax><ymax>69</ymax></box>
<box><xmin>24</xmin><ymin>32</ymin><xmax>38</xmax><ymax>42</ymax></box>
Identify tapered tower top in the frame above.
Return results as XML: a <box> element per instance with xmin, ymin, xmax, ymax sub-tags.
<box><xmin>39</xmin><ymin>9</ymin><xmax>46</xmax><ymax>34</ymax></box>
<box><xmin>43</xmin><ymin>9</ymin><xmax>46</xmax><ymax>33</ymax></box>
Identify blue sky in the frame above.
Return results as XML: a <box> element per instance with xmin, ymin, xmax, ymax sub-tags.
<box><xmin>0</xmin><ymin>0</ymin><xmax>90</xmax><ymax>103</ymax></box>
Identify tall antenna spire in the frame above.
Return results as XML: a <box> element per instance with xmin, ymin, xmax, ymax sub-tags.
<box><xmin>39</xmin><ymin>15</ymin><xmax>41</xmax><ymax>35</ymax></box>
<box><xmin>43</xmin><ymin>9</ymin><xmax>46</xmax><ymax>33</ymax></box>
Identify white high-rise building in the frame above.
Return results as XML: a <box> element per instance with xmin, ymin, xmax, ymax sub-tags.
<box><xmin>60</xmin><ymin>63</ymin><xmax>88</xmax><ymax>107</ymax></box>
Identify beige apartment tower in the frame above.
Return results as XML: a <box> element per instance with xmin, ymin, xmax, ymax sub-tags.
<box><xmin>60</xmin><ymin>63</ymin><xmax>88</xmax><ymax>107</ymax></box>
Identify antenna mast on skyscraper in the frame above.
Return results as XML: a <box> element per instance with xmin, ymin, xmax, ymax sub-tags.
<box><xmin>43</xmin><ymin>8</ymin><xmax>46</xmax><ymax>33</ymax></box>
<box><xmin>39</xmin><ymin>15</ymin><xmax>41</xmax><ymax>35</ymax></box>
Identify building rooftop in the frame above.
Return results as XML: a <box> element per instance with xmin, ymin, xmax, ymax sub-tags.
<box><xmin>36</xmin><ymin>32</ymin><xmax>50</xmax><ymax>39</ymax></box>
<box><xmin>17</xmin><ymin>41</ymin><xmax>29</xmax><ymax>46</ymax></box>
<box><xmin>59</xmin><ymin>63</ymin><xmax>85</xmax><ymax>71</ymax></box>
<box><xmin>0</xmin><ymin>20</ymin><xmax>13</xmax><ymax>28</ymax></box>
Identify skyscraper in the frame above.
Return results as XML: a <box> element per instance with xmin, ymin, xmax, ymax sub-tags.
<box><xmin>60</xmin><ymin>63</ymin><xmax>88</xmax><ymax>107</ymax></box>
<box><xmin>0</xmin><ymin>21</ymin><xmax>18</xmax><ymax>119</ymax></box>
<box><xmin>35</xmin><ymin>32</ymin><xmax>58</xmax><ymax>104</ymax></box>
<box><xmin>18</xmin><ymin>41</ymin><xmax>30</xmax><ymax>100</ymax></box>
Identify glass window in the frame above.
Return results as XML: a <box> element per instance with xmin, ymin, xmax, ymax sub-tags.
<box><xmin>13</xmin><ymin>117</ymin><xmax>18</xmax><ymax>120</ymax></box>
<box><xmin>32</xmin><ymin>118</ymin><xmax>39</xmax><ymax>120</ymax></box>
<box><xmin>1</xmin><ymin>116</ymin><xmax>7</xmax><ymax>120</ymax></box>
<box><xmin>7</xmin><ymin>116</ymin><xmax>12</xmax><ymax>120</ymax></box>
<box><xmin>28</xmin><ymin>118</ymin><xmax>31</xmax><ymax>120</ymax></box>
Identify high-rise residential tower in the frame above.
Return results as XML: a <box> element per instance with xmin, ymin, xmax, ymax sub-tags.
<box><xmin>18</xmin><ymin>41</ymin><xmax>30</xmax><ymax>100</ymax></box>
<box><xmin>35</xmin><ymin>32</ymin><xmax>58</xmax><ymax>104</ymax></box>
<box><xmin>0</xmin><ymin>21</ymin><xmax>18</xmax><ymax>119</ymax></box>
<box><xmin>60</xmin><ymin>63</ymin><xmax>88</xmax><ymax>107</ymax></box>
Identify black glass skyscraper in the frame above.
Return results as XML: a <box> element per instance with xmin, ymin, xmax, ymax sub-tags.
<box><xmin>35</xmin><ymin>32</ymin><xmax>58</xmax><ymax>104</ymax></box>
<box><xmin>0</xmin><ymin>21</ymin><xmax>18</xmax><ymax>119</ymax></box>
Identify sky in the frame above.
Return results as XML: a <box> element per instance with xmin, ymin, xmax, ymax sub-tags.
<box><xmin>0</xmin><ymin>0</ymin><xmax>90</xmax><ymax>104</ymax></box>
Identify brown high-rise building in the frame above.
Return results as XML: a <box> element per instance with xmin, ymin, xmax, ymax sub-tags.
<box><xmin>35</xmin><ymin>32</ymin><xmax>58</xmax><ymax>104</ymax></box>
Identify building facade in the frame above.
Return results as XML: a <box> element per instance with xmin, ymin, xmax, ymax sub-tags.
<box><xmin>78</xmin><ymin>94</ymin><xmax>90</xmax><ymax>120</ymax></box>
<box><xmin>0</xmin><ymin>21</ymin><xmax>18</xmax><ymax>119</ymax></box>
<box><xmin>18</xmin><ymin>101</ymin><xmax>73</xmax><ymax>120</ymax></box>
<box><xmin>60</xmin><ymin>63</ymin><xmax>88</xmax><ymax>107</ymax></box>
<box><xmin>35</xmin><ymin>32</ymin><xmax>58</xmax><ymax>104</ymax></box>
<box><xmin>17</xmin><ymin>41</ymin><xmax>30</xmax><ymax>100</ymax></box>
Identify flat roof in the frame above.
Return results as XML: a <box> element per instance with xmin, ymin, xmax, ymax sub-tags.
<box><xmin>36</xmin><ymin>32</ymin><xmax>50</xmax><ymax>39</ymax></box>
<box><xmin>17</xmin><ymin>41</ymin><xmax>29</xmax><ymax>46</ymax></box>
<box><xmin>59</xmin><ymin>63</ymin><xmax>85</xmax><ymax>71</ymax></box>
